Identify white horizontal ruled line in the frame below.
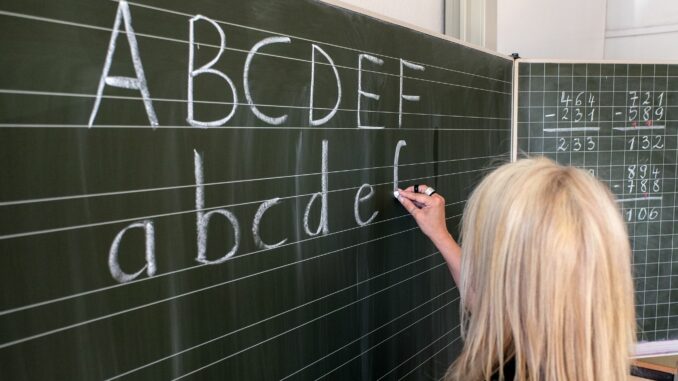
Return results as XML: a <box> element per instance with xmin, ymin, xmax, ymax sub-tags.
<box><xmin>0</xmin><ymin>10</ymin><xmax>511</xmax><ymax>95</ymax></box>
<box><xmin>134</xmin><ymin>269</ymin><xmax>453</xmax><ymax>380</ymax></box>
<box><xmin>395</xmin><ymin>334</ymin><xmax>462</xmax><ymax>381</ymax></box>
<box><xmin>634</xmin><ymin>301</ymin><xmax>678</xmax><ymax>308</ymax></box>
<box><xmin>617</xmin><ymin>196</ymin><xmax>663</xmax><ymax>203</ymax></box>
<box><xmin>376</xmin><ymin>325</ymin><xmax>459</xmax><ymax>381</ymax></box>
<box><xmin>0</xmin><ymin>201</ymin><xmax>464</xmax><ymax>318</ymax></box>
<box><xmin>113</xmin><ymin>0</ymin><xmax>512</xmax><ymax>84</ymax></box>
<box><xmin>0</xmin><ymin>217</ymin><xmax>458</xmax><ymax>351</ymax></box>
<box><xmin>0</xmin><ymin>124</ymin><xmax>511</xmax><ymax>131</ymax></box>
<box><xmin>542</xmin><ymin>127</ymin><xmax>600</xmax><ymax>132</ymax></box>
<box><xmin>177</xmin><ymin>293</ymin><xmax>458</xmax><ymax>380</ymax></box>
<box><xmin>0</xmin><ymin>215</ymin><xmax>461</xmax><ymax>351</ymax></box>
<box><xmin>634</xmin><ymin>287</ymin><xmax>678</xmax><ymax>294</ymax></box>
<box><xmin>0</xmin><ymin>168</ymin><xmax>492</xmax><ymax>240</ymax></box>
<box><xmin>519</xmin><ymin>119</ymin><xmax>678</xmax><ymax>124</ymax></box>
<box><xmin>630</xmin><ymin>233</ymin><xmax>678</xmax><ymax>239</ymax></box>
<box><xmin>526</xmin><ymin>149</ymin><xmax>678</xmax><ymax>154</ymax></box>
<box><xmin>520</xmin><ymin>135</ymin><xmax>678</xmax><ymax>139</ymax></box>
<box><xmin>613</xmin><ymin>125</ymin><xmax>666</xmax><ymax>131</ymax></box>
<box><xmin>0</xmin><ymin>89</ymin><xmax>511</xmax><ymax>122</ymax></box>
<box><xmin>105</xmin><ymin>252</ymin><xmax>447</xmax><ymax>380</ymax></box>
<box><xmin>517</xmin><ymin>90</ymin><xmax>678</xmax><ymax>93</ymax></box>
<box><xmin>308</xmin><ymin>303</ymin><xmax>457</xmax><ymax>381</ymax></box>
<box><xmin>0</xmin><ymin>155</ymin><xmax>499</xmax><ymax>207</ymax></box>
<box><xmin>277</xmin><ymin>289</ymin><xmax>457</xmax><ymax>381</ymax></box>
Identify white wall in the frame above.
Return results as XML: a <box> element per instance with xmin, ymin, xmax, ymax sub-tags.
<box><xmin>605</xmin><ymin>0</ymin><xmax>678</xmax><ymax>60</ymax></box>
<box><xmin>332</xmin><ymin>0</ymin><xmax>678</xmax><ymax>62</ymax></box>
<box><xmin>496</xmin><ymin>0</ymin><xmax>607</xmax><ymax>60</ymax></box>
<box><xmin>334</xmin><ymin>0</ymin><xmax>444</xmax><ymax>34</ymax></box>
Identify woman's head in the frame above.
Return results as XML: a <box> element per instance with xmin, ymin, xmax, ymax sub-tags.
<box><xmin>449</xmin><ymin>157</ymin><xmax>635</xmax><ymax>381</ymax></box>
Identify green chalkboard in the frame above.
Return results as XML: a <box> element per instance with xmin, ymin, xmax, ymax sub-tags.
<box><xmin>517</xmin><ymin>61</ymin><xmax>678</xmax><ymax>345</ymax></box>
<box><xmin>0</xmin><ymin>0</ymin><xmax>512</xmax><ymax>379</ymax></box>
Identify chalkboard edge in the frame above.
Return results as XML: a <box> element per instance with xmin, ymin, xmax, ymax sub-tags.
<box><xmin>518</xmin><ymin>58</ymin><xmax>678</xmax><ymax>65</ymax></box>
<box><xmin>636</xmin><ymin>340</ymin><xmax>678</xmax><ymax>358</ymax></box>
<box><xmin>511</xmin><ymin>59</ymin><xmax>519</xmax><ymax>162</ymax></box>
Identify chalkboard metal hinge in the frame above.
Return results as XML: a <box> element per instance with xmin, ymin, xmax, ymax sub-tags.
<box><xmin>510</xmin><ymin>55</ymin><xmax>521</xmax><ymax>162</ymax></box>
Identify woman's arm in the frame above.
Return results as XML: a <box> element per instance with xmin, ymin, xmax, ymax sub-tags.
<box><xmin>395</xmin><ymin>186</ymin><xmax>462</xmax><ymax>286</ymax></box>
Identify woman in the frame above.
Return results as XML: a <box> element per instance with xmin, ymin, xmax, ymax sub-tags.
<box><xmin>395</xmin><ymin>158</ymin><xmax>636</xmax><ymax>381</ymax></box>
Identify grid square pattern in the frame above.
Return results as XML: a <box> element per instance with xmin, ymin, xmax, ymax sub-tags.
<box><xmin>517</xmin><ymin>62</ymin><xmax>678</xmax><ymax>342</ymax></box>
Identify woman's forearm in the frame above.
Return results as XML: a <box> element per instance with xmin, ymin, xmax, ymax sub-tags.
<box><xmin>394</xmin><ymin>186</ymin><xmax>462</xmax><ymax>286</ymax></box>
<box><xmin>430</xmin><ymin>232</ymin><xmax>462</xmax><ymax>287</ymax></box>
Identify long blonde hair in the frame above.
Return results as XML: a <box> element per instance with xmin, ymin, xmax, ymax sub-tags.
<box><xmin>447</xmin><ymin>157</ymin><xmax>635</xmax><ymax>381</ymax></box>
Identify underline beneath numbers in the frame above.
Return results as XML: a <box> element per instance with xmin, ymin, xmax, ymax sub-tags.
<box><xmin>524</xmin><ymin>149</ymin><xmax>678</xmax><ymax>154</ymax></box>
<box><xmin>519</xmin><ymin>135</ymin><xmax>678</xmax><ymax>139</ymax></box>
<box><xmin>613</xmin><ymin>125</ymin><xmax>666</xmax><ymax>131</ymax></box>
<box><xmin>617</xmin><ymin>196</ymin><xmax>663</xmax><ymax>203</ymax></box>
<box><xmin>542</xmin><ymin>127</ymin><xmax>600</xmax><ymax>132</ymax></box>
<box><xmin>518</xmin><ymin>120</ymin><xmax>678</xmax><ymax>123</ymax></box>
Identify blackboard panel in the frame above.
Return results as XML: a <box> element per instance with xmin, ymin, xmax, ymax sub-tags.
<box><xmin>0</xmin><ymin>0</ymin><xmax>512</xmax><ymax>379</ymax></box>
<box><xmin>517</xmin><ymin>61</ymin><xmax>678</xmax><ymax>343</ymax></box>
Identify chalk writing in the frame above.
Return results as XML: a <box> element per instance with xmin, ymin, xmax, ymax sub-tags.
<box><xmin>108</xmin><ymin>220</ymin><xmax>156</xmax><ymax>283</ymax></box>
<box><xmin>90</xmin><ymin>0</ymin><xmax>158</xmax><ymax>128</ymax></box>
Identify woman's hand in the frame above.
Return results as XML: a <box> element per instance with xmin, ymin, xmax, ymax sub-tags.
<box><xmin>395</xmin><ymin>184</ymin><xmax>449</xmax><ymax>244</ymax></box>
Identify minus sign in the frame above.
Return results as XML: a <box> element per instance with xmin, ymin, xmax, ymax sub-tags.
<box><xmin>545</xmin><ymin>114</ymin><xmax>556</xmax><ymax>118</ymax></box>
<box><xmin>615</xmin><ymin>112</ymin><xmax>622</xmax><ymax>115</ymax></box>
<box><xmin>613</xmin><ymin>185</ymin><xmax>620</xmax><ymax>188</ymax></box>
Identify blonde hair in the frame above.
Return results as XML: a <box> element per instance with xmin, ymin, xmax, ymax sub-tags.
<box><xmin>446</xmin><ymin>157</ymin><xmax>635</xmax><ymax>381</ymax></box>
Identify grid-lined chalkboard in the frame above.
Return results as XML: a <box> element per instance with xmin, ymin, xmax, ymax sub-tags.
<box><xmin>0</xmin><ymin>0</ymin><xmax>513</xmax><ymax>379</ymax></box>
<box><xmin>517</xmin><ymin>61</ymin><xmax>678</xmax><ymax>343</ymax></box>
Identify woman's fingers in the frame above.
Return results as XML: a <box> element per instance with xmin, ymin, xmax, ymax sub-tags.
<box><xmin>403</xmin><ymin>184</ymin><xmax>432</xmax><ymax>194</ymax></box>
<box><xmin>398</xmin><ymin>189</ymin><xmax>432</xmax><ymax>206</ymax></box>
<box><xmin>397</xmin><ymin>193</ymin><xmax>420</xmax><ymax>216</ymax></box>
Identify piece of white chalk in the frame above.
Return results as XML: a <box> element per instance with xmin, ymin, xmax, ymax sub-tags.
<box><xmin>393</xmin><ymin>191</ymin><xmax>400</xmax><ymax>199</ymax></box>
